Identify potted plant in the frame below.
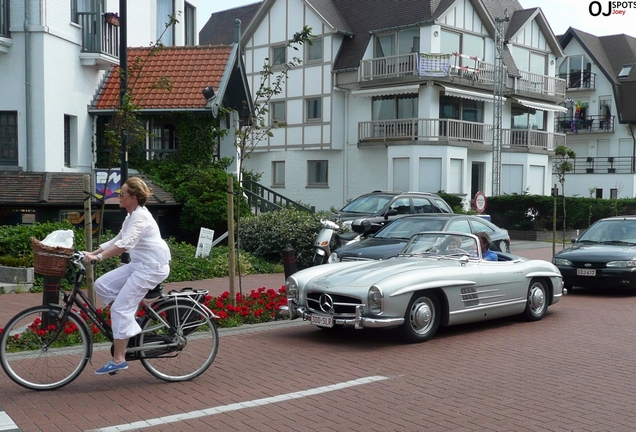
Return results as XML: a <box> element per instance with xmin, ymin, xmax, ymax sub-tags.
<box><xmin>104</xmin><ymin>12</ymin><xmax>119</xmax><ymax>26</ymax></box>
<box><xmin>586</xmin><ymin>156</ymin><xmax>594</xmax><ymax>173</ymax></box>
<box><xmin>608</xmin><ymin>156</ymin><xmax>615</xmax><ymax>173</ymax></box>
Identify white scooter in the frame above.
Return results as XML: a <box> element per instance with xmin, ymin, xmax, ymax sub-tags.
<box><xmin>311</xmin><ymin>219</ymin><xmax>371</xmax><ymax>266</ymax></box>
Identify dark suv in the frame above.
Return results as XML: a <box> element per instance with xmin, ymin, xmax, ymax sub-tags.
<box><xmin>332</xmin><ymin>190</ymin><xmax>453</xmax><ymax>234</ymax></box>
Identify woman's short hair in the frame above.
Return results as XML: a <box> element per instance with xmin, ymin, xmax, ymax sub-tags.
<box><xmin>124</xmin><ymin>177</ymin><xmax>153</xmax><ymax>206</ymax></box>
<box><xmin>475</xmin><ymin>231</ymin><xmax>492</xmax><ymax>248</ymax></box>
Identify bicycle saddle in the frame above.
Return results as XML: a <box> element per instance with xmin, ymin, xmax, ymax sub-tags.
<box><xmin>145</xmin><ymin>284</ymin><xmax>163</xmax><ymax>299</ymax></box>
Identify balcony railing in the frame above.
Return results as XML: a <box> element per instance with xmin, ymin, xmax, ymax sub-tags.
<box><xmin>555</xmin><ymin>115</ymin><xmax>615</xmax><ymax>134</ymax></box>
<box><xmin>557</xmin><ymin>72</ymin><xmax>596</xmax><ymax>90</ymax></box>
<box><xmin>357</xmin><ymin>118</ymin><xmax>564</xmax><ymax>150</ymax></box>
<box><xmin>572</xmin><ymin>156</ymin><xmax>634</xmax><ymax>174</ymax></box>
<box><xmin>359</xmin><ymin>53</ymin><xmax>565</xmax><ymax>98</ymax></box>
<box><xmin>359</xmin><ymin>53</ymin><xmax>419</xmax><ymax>81</ymax></box>
<box><xmin>516</xmin><ymin>70</ymin><xmax>566</xmax><ymax>97</ymax></box>
<box><xmin>77</xmin><ymin>12</ymin><xmax>119</xmax><ymax>58</ymax></box>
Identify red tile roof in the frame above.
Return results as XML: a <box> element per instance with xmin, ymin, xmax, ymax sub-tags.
<box><xmin>92</xmin><ymin>45</ymin><xmax>232</xmax><ymax>110</ymax></box>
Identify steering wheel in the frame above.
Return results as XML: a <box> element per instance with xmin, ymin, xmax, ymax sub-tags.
<box><xmin>446</xmin><ymin>248</ymin><xmax>469</xmax><ymax>255</ymax></box>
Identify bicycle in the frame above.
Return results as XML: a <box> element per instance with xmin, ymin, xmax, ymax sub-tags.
<box><xmin>0</xmin><ymin>251</ymin><xmax>219</xmax><ymax>391</ymax></box>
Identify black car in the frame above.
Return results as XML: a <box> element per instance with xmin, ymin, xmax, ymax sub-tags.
<box><xmin>328</xmin><ymin>214</ymin><xmax>510</xmax><ymax>263</ymax></box>
<box><xmin>332</xmin><ymin>191</ymin><xmax>453</xmax><ymax>234</ymax></box>
<box><xmin>552</xmin><ymin>216</ymin><xmax>636</xmax><ymax>290</ymax></box>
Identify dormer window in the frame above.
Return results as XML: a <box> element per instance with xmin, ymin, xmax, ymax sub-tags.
<box><xmin>618</xmin><ymin>64</ymin><xmax>633</xmax><ymax>78</ymax></box>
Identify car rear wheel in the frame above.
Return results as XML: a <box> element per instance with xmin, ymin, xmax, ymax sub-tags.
<box><xmin>398</xmin><ymin>292</ymin><xmax>440</xmax><ymax>343</ymax></box>
<box><xmin>522</xmin><ymin>279</ymin><xmax>548</xmax><ymax>321</ymax></box>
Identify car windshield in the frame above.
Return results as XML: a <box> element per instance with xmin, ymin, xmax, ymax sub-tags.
<box><xmin>340</xmin><ymin>194</ymin><xmax>393</xmax><ymax>214</ymax></box>
<box><xmin>399</xmin><ymin>232</ymin><xmax>479</xmax><ymax>258</ymax></box>
<box><xmin>578</xmin><ymin>220</ymin><xmax>636</xmax><ymax>245</ymax></box>
<box><xmin>375</xmin><ymin>219</ymin><xmax>446</xmax><ymax>239</ymax></box>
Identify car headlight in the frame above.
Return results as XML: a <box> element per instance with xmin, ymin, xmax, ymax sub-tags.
<box><xmin>286</xmin><ymin>276</ymin><xmax>299</xmax><ymax>302</ymax></box>
<box><xmin>607</xmin><ymin>260</ymin><xmax>636</xmax><ymax>268</ymax></box>
<box><xmin>368</xmin><ymin>285</ymin><xmax>384</xmax><ymax>314</ymax></box>
<box><xmin>328</xmin><ymin>252</ymin><xmax>340</xmax><ymax>263</ymax></box>
<box><xmin>552</xmin><ymin>258</ymin><xmax>572</xmax><ymax>266</ymax></box>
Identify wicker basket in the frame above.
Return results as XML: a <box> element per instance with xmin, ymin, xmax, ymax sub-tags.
<box><xmin>31</xmin><ymin>237</ymin><xmax>73</xmax><ymax>277</ymax></box>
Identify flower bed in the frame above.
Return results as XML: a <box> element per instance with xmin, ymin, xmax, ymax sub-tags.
<box><xmin>1</xmin><ymin>287</ymin><xmax>288</xmax><ymax>348</ymax></box>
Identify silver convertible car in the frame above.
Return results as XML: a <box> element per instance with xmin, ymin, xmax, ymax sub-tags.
<box><xmin>282</xmin><ymin>232</ymin><xmax>565</xmax><ymax>342</ymax></box>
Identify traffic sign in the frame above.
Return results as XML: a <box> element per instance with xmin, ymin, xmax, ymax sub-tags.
<box><xmin>474</xmin><ymin>191</ymin><xmax>487</xmax><ymax>214</ymax></box>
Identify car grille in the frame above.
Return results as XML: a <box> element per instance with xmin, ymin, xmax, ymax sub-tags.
<box><xmin>569</xmin><ymin>261</ymin><xmax>606</xmax><ymax>269</ymax></box>
<box><xmin>306</xmin><ymin>292</ymin><xmax>362</xmax><ymax>315</ymax></box>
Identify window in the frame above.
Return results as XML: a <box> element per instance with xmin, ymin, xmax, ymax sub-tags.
<box><xmin>618</xmin><ymin>64</ymin><xmax>633</xmax><ymax>78</ymax></box>
<box><xmin>511</xmin><ymin>45</ymin><xmax>546</xmax><ymax>74</ymax></box>
<box><xmin>558</xmin><ymin>55</ymin><xmax>593</xmax><ymax>88</ymax></box>
<box><xmin>373</xmin><ymin>95</ymin><xmax>418</xmax><ymax>120</ymax></box>
<box><xmin>0</xmin><ymin>111</ymin><xmax>17</xmax><ymax>166</ymax></box>
<box><xmin>307</xmin><ymin>37</ymin><xmax>323</xmax><ymax>62</ymax></box>
<box><xmin>0</xmin><ymin>0</ymin><xmax>9</xmax><ymax>37</ymax></box>
<box><xmin>441</xmin><ymin>30</ymin><xmax>484</xmax><ymax>67</ymax></box>
<box><xmin>306</xmin><ymin>98</ymin><xmax>322</xmax><ymax>121</ymax></box>
<box><xmin>272</xmin><ymin>161</ymin><xmax>285</xmax><ymax>187</ymax></box>
<box><xmin>271</xmin><ymin>45</ymin><xmax>286</xmax><ymax>66</ymax></box>
<box><xmin>307</xmin><ymin>160</ymin><xmax>328</xmax><ymax>186</ymax></box>
<box><xmin>511</xmin><ymin>102</ymin><xmax>545</xmax><ymax>130</ymax></box>
<box><xmin>150</xmin><ymin>119</ymin><xmax>177</xmax><ymax>159</ymax></box>
<box><xmin>64</xmin><ymin>115</ymin><xmax>71</xmax><ymax>167</ymax></box>
<box><xmin>374</xmin><ymin>28</ymin><xmax>419</xmax><ymax>58</ymax></box>
<box><xmin>610</xmin><ymin>188</ymin><xmax>618</xmax><ymax>199</ymax></box>
<box><xmin>596</xmin><ymin>188</ymin><xmax>603</xmax><ymax>199</ymax></box>
<box><xmin>71</xmin><ymin>0</ymin><xmax>104</xmax><ymax>25</ymax></box>
<box><xmin>184</xmin><ymin>2</ymin><xmax>195</xmax><ymax>46</ymax></box>
<box><xmin>270</xmin><ymin>101</ymin><xmax>286</xmax><ymax>125</ymax></box>
<box><xmin>439</xmin><ymin>96</ymin><xmax>484</xmax><ymax>122</ymax></box>
<box><xmin>157</xmin><ymin>0</ymin><xmax>174</xmax><ymax>46</ymax></box>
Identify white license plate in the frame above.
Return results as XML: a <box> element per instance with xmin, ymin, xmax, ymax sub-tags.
<box><xmin>577</xmin><ymin>269</ymin><xmax>596</xmax><ymax>276</ymax></box>
<box><xmin>310</xmin><ymin>314</ymin><xmax>333</xmax><ymax>328</ymax></box>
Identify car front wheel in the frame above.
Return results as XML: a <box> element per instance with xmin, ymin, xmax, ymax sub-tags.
<box><xmin>398</xmin><ymin>292</ymin><xmax>440</xmax><ymax>343</ymax></box>
<box><xmin>523</xmin><ymin>278</ymin><xmax>548</xmax><ymax>321</ymax></box>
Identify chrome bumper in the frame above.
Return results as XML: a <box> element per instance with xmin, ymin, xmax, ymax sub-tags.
<box><xmin>279</xmin><ymin>303</ymin><xmax>404</xmax><ymax>330</ymax></box>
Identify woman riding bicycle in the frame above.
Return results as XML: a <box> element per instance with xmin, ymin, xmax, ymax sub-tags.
<box><xmin>83</xmin><ymin>176</ymin><xmax>171</xmax><ymax>375</ymax></box>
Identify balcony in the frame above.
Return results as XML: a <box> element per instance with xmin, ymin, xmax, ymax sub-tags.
<box><xmin>557</xmin><ymin>71</ymin><xmax>596</xmax><ymax>90</ymax></box>
<box><xmin>515</xmin><ymin>70</ymin><xmax>566</xmax><ymax>98</ymax></box>
<box><xmin>571</xmin><ymin>156</ymin><xmax>634</xmax><ymax>174</ymax></box>
<box><xmin>555</xmin><ymin>115</ymin><xmax>615</xmax><ymax>134</ymax></box>
<box><xmin>357</xmin><ymin>118</ymin><xmax>564</xmax><ymax>150</ymax></box>
<box><xmin>359</xmin><ymin>53</ymin><xmax>566</xmax><ymax>99</ymax></box>
<box><xmin>78</xmin><ymin>12</ymin><xmax>120</xmax><ymax>68</ymax></box>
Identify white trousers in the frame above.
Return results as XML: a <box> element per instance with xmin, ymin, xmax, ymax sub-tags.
<box><xmin>94</xmin><ymin>262</ymin><xmax>170</xmax><ymax>340</ymax></box>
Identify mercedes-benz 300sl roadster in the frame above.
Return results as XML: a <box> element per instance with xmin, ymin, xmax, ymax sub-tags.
<box><xmin>281</xmin><ymin>232</ymin><xmax>564</xmax><ymax>343</ymax></box>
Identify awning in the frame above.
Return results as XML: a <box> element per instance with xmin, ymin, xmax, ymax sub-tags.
<box><xmin>513</xmin><ymin>97</ymin><xmax>567</xmax><ymax>113</ymax></box>
<box><xmin>351</xmin><ymin>84</ymin><xmax>420</xmax><ymax>97</ymax></box>
<box><xmin>440</xmin><ymin>85</ymin><xmax>505</xmax><ymax>104</ymax></box>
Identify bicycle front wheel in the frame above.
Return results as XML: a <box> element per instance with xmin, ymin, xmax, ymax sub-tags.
<box><xmin>0</xmin><ymin>305</ymin><xmax>91</xmax><ymax>391</ymax></box>
<box><xmin>138</xmin><ymin>302</ymin><xmax>218</xmax><ymax>382</ymax></box>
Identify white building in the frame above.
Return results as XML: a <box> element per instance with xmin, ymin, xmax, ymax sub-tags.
<box><xmin>0</xmin><ymin>0</ymin><xmax>198</xmax><ymax>174</ymax></box>
<box><xmin>202</xmin><ymin>0</ymin><xmax>567</xmax><ymax>212</ymax></box>
<box><xmin>555</xmin><ymin>27</ymin><xmax>636</xmax><ymax>199</ymax></box>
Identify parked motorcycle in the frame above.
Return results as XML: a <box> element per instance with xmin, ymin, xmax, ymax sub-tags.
<box><xmin>312</xmin><ymin>219</ymin><xmax>371</xmax><ymax>266</ymax></box>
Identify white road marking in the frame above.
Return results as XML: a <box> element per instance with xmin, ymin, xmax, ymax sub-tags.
<box><xmin>89</xmin><ymin>375</ymin><xmax>388</xmax><ymax>432</ymax></box>
<box><xmin>0</xmin><ymin>407</ymin><xmax>20</xmax><ymax>432</ymax></box>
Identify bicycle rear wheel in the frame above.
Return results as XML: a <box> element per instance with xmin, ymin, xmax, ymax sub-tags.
<box><xmin>0</xmin><ymin>305</ymin><xmax>91</xmax><ymax>391</ymax></box>
<box><xmin>138</xmin><ymin>302</ymin><xmax>218</xmax><ymax>382</ymax></box>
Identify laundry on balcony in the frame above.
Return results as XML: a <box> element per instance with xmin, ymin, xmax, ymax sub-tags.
<box><xmin>418</xmin><ymin>53</ymin><xmax>451</xmax><ymax>77</ymax></box>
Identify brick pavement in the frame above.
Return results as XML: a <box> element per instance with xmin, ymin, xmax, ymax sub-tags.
<box><xmin>3</xmin><ymin>241</ymin><xmax>600</xmax><ymax>432</ymax></box>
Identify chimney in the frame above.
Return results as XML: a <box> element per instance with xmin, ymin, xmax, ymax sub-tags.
<box><xmin>234</xmin><ymin>19</ymin><xmax>241</xmax><ymax>44</ymax></box>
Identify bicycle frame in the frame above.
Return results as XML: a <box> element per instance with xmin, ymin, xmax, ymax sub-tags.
<box><xmin>46</xmin><ymin>252</ymin><xmax>217</xmax><ymax>360</ymax></box>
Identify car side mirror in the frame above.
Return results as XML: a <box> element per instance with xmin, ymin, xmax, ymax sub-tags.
<box><xmin>352</xmin><ymin>219</ymin><xmax>372</xmax><ymax>234</ymax></box>
<box><xmin>571</xmin><ymin>238</ymin><xmax>577</xmax><ymax>244</ymax></box>
<box><xmin>384</xmin><ymin>209</ymin><xmax>398</xmax><ymax>219</ymax></box>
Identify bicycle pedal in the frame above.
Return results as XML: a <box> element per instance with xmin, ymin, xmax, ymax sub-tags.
<box><xmin>108</xmin><ymin>370</ymin><xmax>120</xmax><ymax>376</ymax></box>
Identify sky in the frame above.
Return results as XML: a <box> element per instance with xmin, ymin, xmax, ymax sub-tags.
<box><xmin>197</xmin><ymin>0</ymin><xmax>636</xmax><ymax>38</ymax></box>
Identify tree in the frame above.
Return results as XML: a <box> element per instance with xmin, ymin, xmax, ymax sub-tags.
<box><xmin>552</xmin><ymin>145</ymin><xmax>576</xmax><ymax>246</ymax></box>
<box><xmin>225</xmin><ymin>26</ymin><xmax>314</xmax><ymax>293</ymax></box>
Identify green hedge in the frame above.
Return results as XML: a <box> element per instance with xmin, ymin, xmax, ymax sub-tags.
<box><xmin>487</xmin><ymin>195</ymin><xmax>636</xmax><ymax>231</ymax></box>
